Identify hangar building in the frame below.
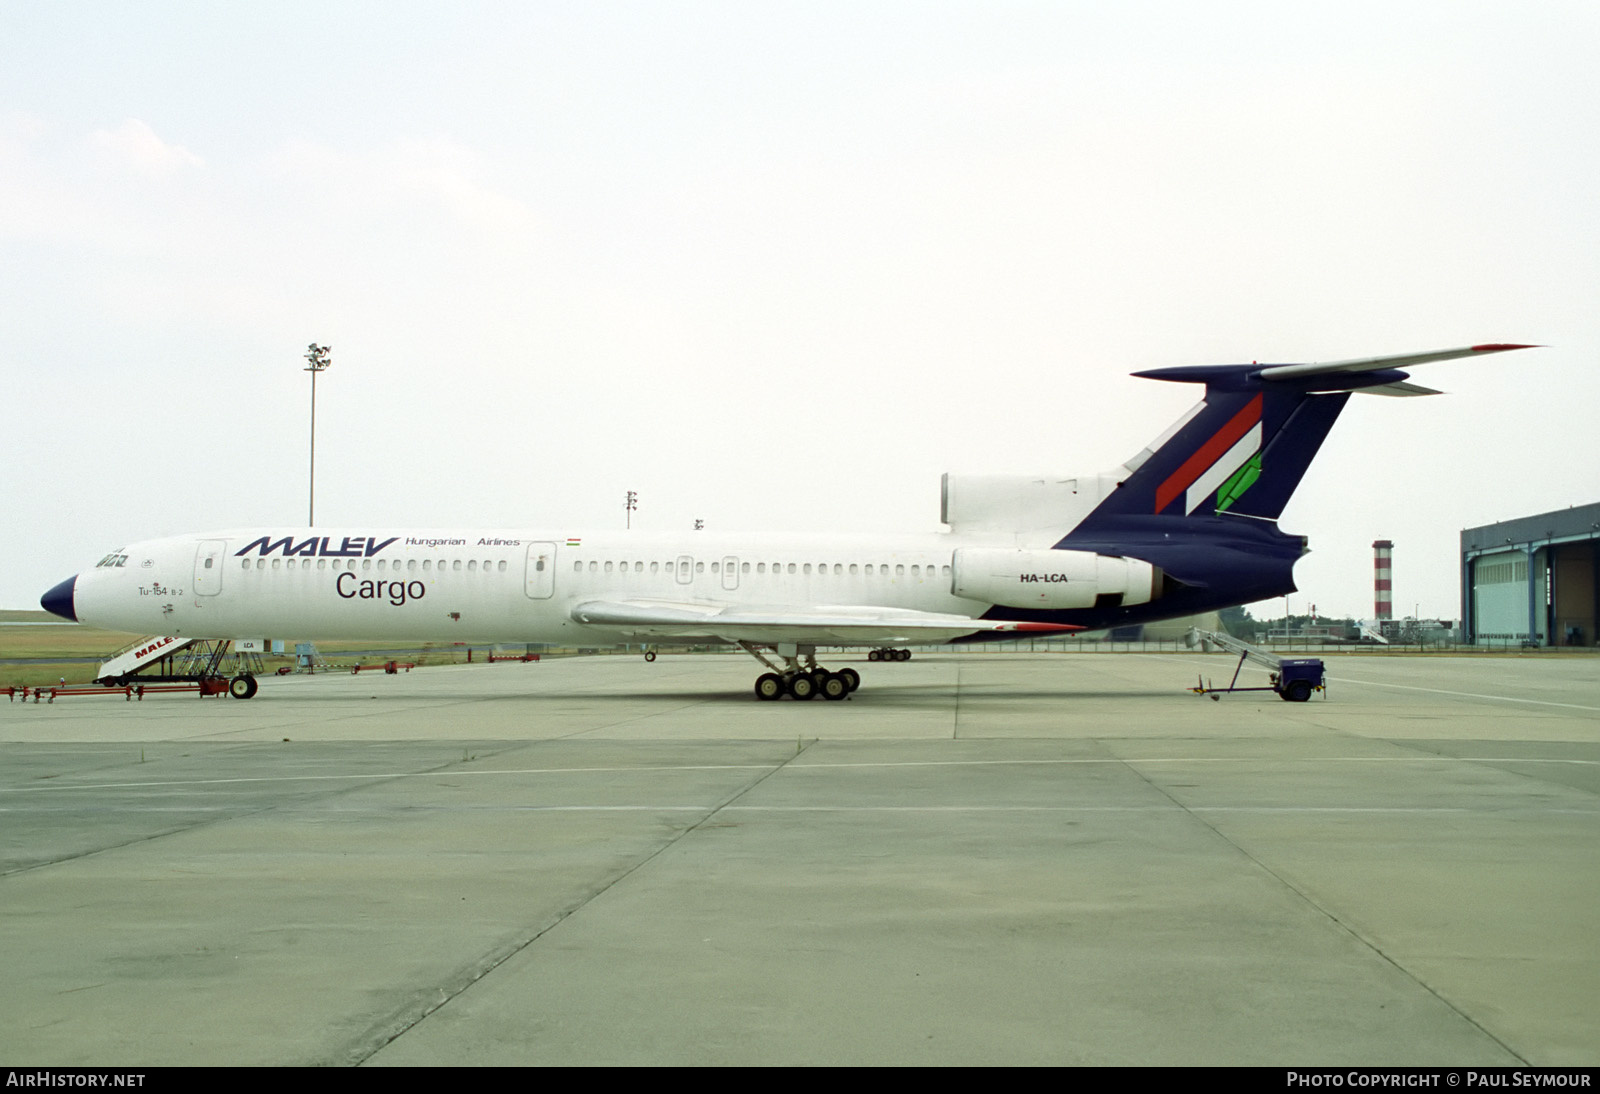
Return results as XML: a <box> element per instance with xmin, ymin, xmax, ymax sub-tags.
<box><xmin>1460</xmin><ymin>502</ymin><xmax>1600</xmax><ymax>647</ymax></box>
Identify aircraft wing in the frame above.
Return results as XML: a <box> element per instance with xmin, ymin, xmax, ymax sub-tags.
<box><xmin>569</xmin><ymin>599</ymin><xmax>1080</xmax><ymax>645</ymax></box>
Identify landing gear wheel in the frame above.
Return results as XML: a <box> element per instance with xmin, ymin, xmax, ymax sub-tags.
<box><xmin>755</xmin><ymin>673</ymin><xmax>785</xmax><ymax>701</ymax></box>
<box><xmin>788</xmin><ymin>673</ymin><xmax>818</xmax><ymax>701</ymax></box>
<box><xmin>644</xmin><ymin>650</ymin><xmax>657</xmax><ymax>662</ymax></box>
<box><xmin>896</xmin><ymin>648</ymin><xmax>912</xmax><ymax>661</ymax></box>
<box><xmin>820</xmin><ymin>673</ymin><xmax>850</xmax><ymax>701</ymax></box>
<box><xmin>868</xmin><ymin>649</ymin><xmax>882</xmax><ymax>662</ymax></box>
<box><xmin>838</xmin><ymin>667</ymin><xmax>860</xmax><ymax>693</ymax></box>
<box><xmin>228</xmin><ymin>674</ymin><xmax>257</xmax><ymax>700</ymax></box>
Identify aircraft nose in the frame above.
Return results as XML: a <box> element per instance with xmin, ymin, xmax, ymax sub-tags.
<box><xmin>41</xmin><ymin>576</ymin><xmax>78</xmax><ymax>622</ymax></box>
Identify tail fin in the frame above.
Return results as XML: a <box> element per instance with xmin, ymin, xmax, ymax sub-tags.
<box><xmin>1078</xmin><ymin>344</ymin><xmax>1535</xmax><ymax>525</ymax></box>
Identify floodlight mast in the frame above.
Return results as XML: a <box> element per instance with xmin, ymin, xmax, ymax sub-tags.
<box><xmin>304</xmin><ymin>344</ymin><xmax>332</xmax><ymax>526</ymax></box>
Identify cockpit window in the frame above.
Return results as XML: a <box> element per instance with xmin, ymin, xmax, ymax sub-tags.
<box><xmin>95</xmin><ymin>551</ymin><xmax>129</xmax><ymax>568</ymax></box>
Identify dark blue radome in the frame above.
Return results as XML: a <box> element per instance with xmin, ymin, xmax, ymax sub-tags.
<box><xmin>41</xmin><ymin>576</ymin><xmax>78</xmax><ymax>622</ymax></box>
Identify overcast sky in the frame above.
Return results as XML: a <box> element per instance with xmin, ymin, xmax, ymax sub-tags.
<box><xmin>4</xmin><ymin>1</ymin><xmax>1597</xmax><ymax>620</ymax></box>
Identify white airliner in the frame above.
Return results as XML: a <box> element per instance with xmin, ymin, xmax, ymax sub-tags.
<box><xmin>41</xmin><ymin>344</ymin><xmax>1533</xmax><ymax>701</ymax></box>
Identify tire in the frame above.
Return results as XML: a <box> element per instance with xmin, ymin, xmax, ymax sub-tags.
<box><xmin>1285</xmin><ymin>680</ymin><xmax>1313</xmax><ymax>703</ymax></box>
<box><xmin>754</xmin><ymin>673</ymin><xmax>785</xmax><ymax>701</ymax></box>
<box><xmin>228</xmin><ymin>675</ymin><xmax>253</xmax><ymax>700</ymax></box>
<box><xmin>821</xmin><ymin>673</ymin><xmax>849</xmax><ymax>700</ymax></box>
<box><xmin>788</xmin><ymin>674</ymin><xmax>817</xmax><ymax>701</ymax></box>
<box><xmin>868</xmin><ymin>649</ymin><xmax>881</xmax><ymax>662</ymax></box>
<box><xmin>838</xmin><ymin>667</ymin><xmax>860</xmax><ymax>693</ymax></box>
<box><xmin>644</xmin><ymin>650</ymin><xmax>657</xmax><ymax>662</ymax></box>
<box><xmin>896</xmin><ymin>648</ymin><xmax>911</xmax><ymax>662</ymax></box>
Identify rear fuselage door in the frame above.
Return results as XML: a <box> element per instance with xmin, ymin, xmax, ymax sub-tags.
<box><xmin>194</xmin><ymin>540</ymin><xmax>227</xmax><ymax>596</ymax></box>
<box><xmin>525</xmin><ymin>541</ymin><xmax>556</xmax><ymax>599</ymax></box>
<box><xmin>721</xmin><ymin>556</ymin><xmax>739</xmax><ymax>591</ymax></box>
<box><xmin>676</xmin><ymin>555</ymin><xmax>694</xmax><ymax>585</ymax></box>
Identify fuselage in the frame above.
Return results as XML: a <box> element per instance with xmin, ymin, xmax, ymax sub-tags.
<box><xmin>60</xmin><ymin>527</ymin><xmax>1040</xmax><ymax>645</ymax></box>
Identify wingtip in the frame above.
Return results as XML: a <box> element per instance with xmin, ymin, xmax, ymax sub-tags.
<box><xmin>1470</xmin><ymin>343</ymin><xmax>1542</xmax><ymax>353</ymax></box>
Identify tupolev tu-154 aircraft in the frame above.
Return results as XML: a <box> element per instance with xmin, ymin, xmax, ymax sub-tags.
<box><xmin>41</xmin><ymin>344</ymin><xmax>1533</xmax><ymax>701</ymax></box>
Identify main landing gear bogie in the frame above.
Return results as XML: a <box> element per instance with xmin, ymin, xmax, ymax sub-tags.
<box><xmin>744</xmin><ymin>640</ymin><xmax>864</xmax><ymax>702</ymax></box>
<box><xmin>752</xmin><ymin>668</ymin><xmax>860</xmax><ymax>702</ymax></box>
<box><xmin>867</xmin><ymin>648</ymin><xmax>911</xmax><ymax>662</ymax></box>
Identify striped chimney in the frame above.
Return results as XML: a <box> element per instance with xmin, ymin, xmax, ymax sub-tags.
<box><xmin>1373</xmin><ymin>539</ymin><xmax>1393</xmax><ymax>621</ymax></box>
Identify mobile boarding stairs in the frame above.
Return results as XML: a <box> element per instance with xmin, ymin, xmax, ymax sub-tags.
<box><xmin>95</xmin><ymin>636</ymin><xmax>265</xmax><ymax>699</ymax></box>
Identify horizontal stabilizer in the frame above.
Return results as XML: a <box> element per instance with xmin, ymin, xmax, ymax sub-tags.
<box><xmin>1362</xmin><ymin>381</ymin><xmax>1445</xmax><ymax>397</ymax></box>
<box><xmin>1254</xmin><ymin>343</ymin><xmax>1536</xmax><ymax>382</ymax></box>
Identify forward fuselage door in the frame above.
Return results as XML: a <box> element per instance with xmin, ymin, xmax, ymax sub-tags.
<box><xmin>525</xmin><ymin>541</ymin><xmax>557</xmax><ymax>599</ymax></box>
<box><xmin>194</xmin><ymin>540</ymin><xmax>227</xmax><ymax>596</ymax></box>
<box><xmin>676</xmin><ymin>554</ymin><xmax>694</xmax><ymax>585</ymax></box>
<box><xmin>721</xmin><ymin>556</ymin><xmax>739</xmax><ymax>591</ymax></box>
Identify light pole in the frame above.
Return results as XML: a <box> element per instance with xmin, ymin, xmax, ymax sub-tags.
<box><xmin>304</xmin><ymin>344</ymin><xmax>331</xmax><ymax>526</ymax></box>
